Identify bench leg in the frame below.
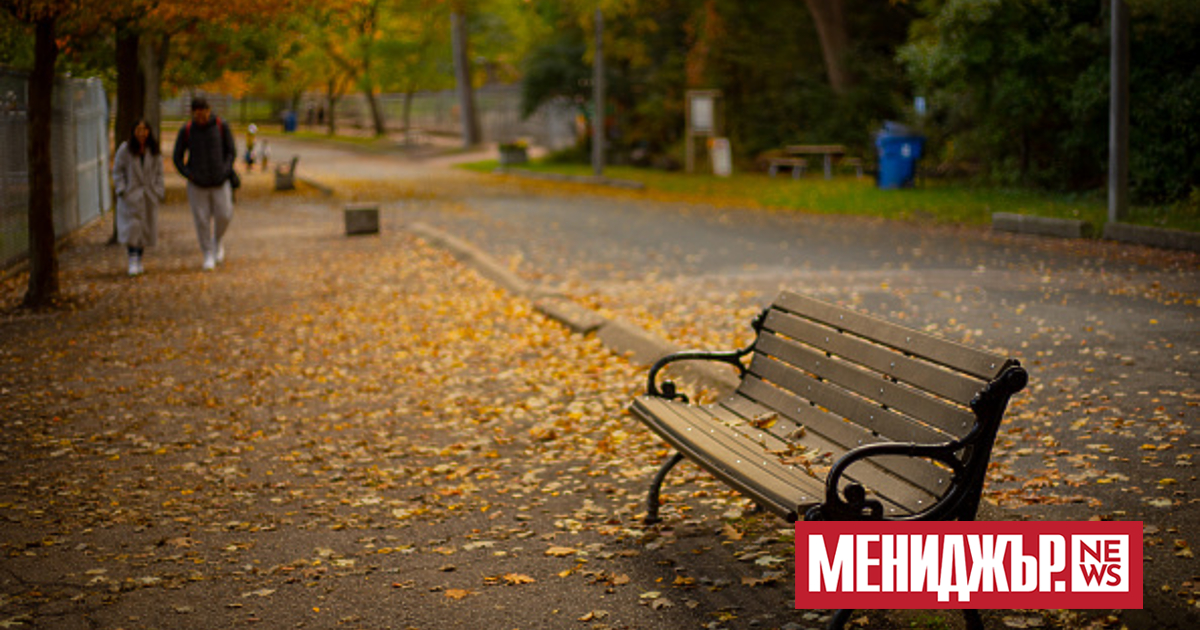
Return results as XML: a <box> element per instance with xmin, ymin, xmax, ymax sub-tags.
<box><xmin>644</xmin><ymin>451</ymin><xmax>685</xmax><ymax>525</ymax></box>
<box><xmin>769</xmin><ymin>164</ymin><xmax>778</xmax><ymax>177</ymax></box>
<box><xmin>826</xmin><ymin>609</ymin><xmax>854</xmax><ymax>630</ymax></box>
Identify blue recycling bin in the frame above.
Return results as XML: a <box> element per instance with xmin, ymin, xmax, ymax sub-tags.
<box><xmin>282</xmin><ymin>110</ymin><xmax>297</xmax><ymax>133</ymax></box>
<box><xmin>875</xmin><ymin>124</ymin><xmax>924</xmax><ymax>189</ymax></box>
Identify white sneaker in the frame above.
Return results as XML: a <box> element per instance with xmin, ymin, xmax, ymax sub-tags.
<box><xmin>128</xmin><ymin>256</ymin><xmax>140</xmax><ymax>276</ymax></box>
<box><xmin>203</xmin><ymin>254</ymin><xmax>216</xmax><ymax>271</ymax></box>
<box><xmin>135</xmin><ymin>257</ymin><xmax>144</xmax><ymax>275</ymax></box>
<box><xmin>216</xmin><ymin>243</ymin><xmax>226</xmax><ymax>264</ymax></box>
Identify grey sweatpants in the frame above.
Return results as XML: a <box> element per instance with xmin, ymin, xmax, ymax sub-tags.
<box><xmin>187</xmin><ymin>181</ymin><xmax>233</xmax><ymax>256</ymax></box>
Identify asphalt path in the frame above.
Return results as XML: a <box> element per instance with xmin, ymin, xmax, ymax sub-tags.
<box><xmin>273</xmin><ymin>135</ymin><xmax>1200</xmax><ymax>628</ymax></box>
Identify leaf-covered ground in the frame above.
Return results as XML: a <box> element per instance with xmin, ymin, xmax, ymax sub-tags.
<box><xmin>2</xmin><ymin>156</ymin><xmax>1194</xmax><ymax>629</ymax></box>
<box><xmin>0</xmin><ymin>176</ymin><xmax>832</xmax><ymax>629</ymax></box>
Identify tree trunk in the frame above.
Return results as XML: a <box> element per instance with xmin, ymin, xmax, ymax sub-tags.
<box><xmin>110</xmin><ymin>24</ymin><xmax>145</xmax><ymax>245</ymax></box>
<box><xmin>139</xmin><ymin>32</ymin><xmax>169</xmax><ymax>142</ymax></box>
<box><xmin>451</xmin><ymin>10</ymin><xmax>481</xmax><ymax>147</ymax></box>
<box><xmin>326</xmin><ymin>79</ymin><xmax>338</xmax><ymax>136</ymax></box>
<box><xmin>804</xmin><ymin>0</ymin><xmax>854</xmax><ymax>95</ymax></box>
<box><xmin>402</xmin><ymin>88</ymin><xmax>414</xmax><ymax>132</ymax></box>
<box><xmin>115</xmin><ymin>26</ymin><xmax>145</xmax><ymax>143</ymax></box>
<box><xmin>364</xmin><ymin>85</ymin><xmax>386</xmax><ymax>137</ymax></box>
<box><xmin>24</xmin><ymin>17</ymin><xmax>60</xmax><ymax>308</ymax></box>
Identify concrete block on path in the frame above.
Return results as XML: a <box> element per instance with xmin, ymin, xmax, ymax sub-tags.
<box><xmin>1102</xmin><ymin>222</ymin><xmax>1200</xmax><ymax>253</ymax></box>
<box><xmin>992</xmin><ymin>212</ymin><xmax>1093</xmax><ymax>239</ymax></box>
<box><xmin>344</xmin><ymin>204</ymin><xmax>380</xmax><ymax>236</ymax></box>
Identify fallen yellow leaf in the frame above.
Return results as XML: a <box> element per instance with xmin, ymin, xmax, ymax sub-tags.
<box><xmin>502</xmin><ymin>573</ymin><xmax>536</xmax><ymax>585</ymax></box>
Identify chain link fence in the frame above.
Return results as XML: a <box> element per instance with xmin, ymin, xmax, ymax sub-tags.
<box><xmin>1</xmin><ymin>70</ymin><xmax>111</xmax><ymax>270</ymax></box>
<box><xmin>163</xmin><ymin>85</ymin><xmax>578</xmax><ymax>151</ymax></box>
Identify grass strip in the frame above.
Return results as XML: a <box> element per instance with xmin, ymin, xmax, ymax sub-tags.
<box><xmin>463</xmin><ymin>159</ymin><xmax>1197</xmax><ymax>233</ymax></box>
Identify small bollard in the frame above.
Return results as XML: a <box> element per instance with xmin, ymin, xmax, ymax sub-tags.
<box><xmin>344</xmin><ymin>204</ymin><xmax>380</xmax><ymax>236</ymax></box>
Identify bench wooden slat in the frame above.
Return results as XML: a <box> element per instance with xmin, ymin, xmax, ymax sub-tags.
<box><xmin>774</xmin><ymin>292</ymin><xmax>1008</xmax><ymax>380</ymax></box>
<box><xmin>715</xmin><ymin>397</ymin><xmax>934</xmax><ymax>516</ymax></box>
<box><xmin>631</xmin><ymin>397</ymin><xmax>826</xmax><ymax>519</ymax></box>
<box><xmin>735</xmin><ymin>377</ymin><xmax>951</xmax><ymax>502</ymax></box>
<box><xmin>754</xmin><ymin>332</ymin><xmax>977</xmax><ymax>438</ymax></box>
<box><xmin>668</xmin><ymin>404</ymin><xmax>824</xmax><ymax>502</ymax></box>
<box><xmin>748</xmin><ymin>353</ymin><xmax>951</xmax><ymax>446</ymax></box>
<box><xmin>763</xmin><ymin>309</ymin><xmax>984</xmax><ymax>406</ymax></box>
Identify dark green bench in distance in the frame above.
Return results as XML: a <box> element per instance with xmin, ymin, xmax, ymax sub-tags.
<box><xmin>629</xmin><ymin>291</ymin><xmax>1028</xmax><ymax>630</ymax></box>
<box><xmin>274</xmin><ymin>155</ymin><xmax>299</xmax><ymax>191</ymax></box>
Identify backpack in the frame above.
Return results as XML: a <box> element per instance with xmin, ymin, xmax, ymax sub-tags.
<box><xmin>184</xmin><ymin>116</ymin><xmax>240</xmax><ymax>190</ymax></box>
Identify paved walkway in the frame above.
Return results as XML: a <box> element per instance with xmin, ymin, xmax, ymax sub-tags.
<box><xmin>2</xmin><ymin>137</ymin><xmax>1197</xmax><ymax>629</ymax></box>
<box><xmin>0</xmin><ymin>173</ymin><xmax>834</xmax><ymax>630</ymax></box>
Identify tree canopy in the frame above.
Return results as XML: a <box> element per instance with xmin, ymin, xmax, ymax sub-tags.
<box><xmin>3</xmin><ymin>0</ymin><xmax>1197</xmax><ymax>204</ymax></box>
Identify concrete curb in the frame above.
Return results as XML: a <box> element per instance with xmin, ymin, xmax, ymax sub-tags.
<box><xmin>407</xmin><ymin>222</ymin><xmax>544</xmax><ymax>299</ymax></box>
<box><xmin>992</xmin><ymin>212</ymin><xmax>1093</xmax><ymax>239</ymax></box>
<box><xmin>1102</xmin><ymin>222</ymin><xmax>1200</xmax><ymax>253</ymax></box>
<box><xmin>992</xmin><ymin>212</ymin><xmax>1200</xmax><ymax>253</ymax></box>
<box><xmin>405</xmin><ymin>222</ymin><xmax>739</xmax><ymax>397</ymax></box>
<box><xmin>598</xmin><ymin>319</ymin><xmax>742</xmax><ymax>395</ymax></box>
<box><xmin>493</xmin><ymin>167</ymin><xmax>646</xmax><ymax>191</ymax></box>
<box><xmin>533</xmin><ymin>296</ymin><xmax>607</xmax><ymax>335</ymax></box>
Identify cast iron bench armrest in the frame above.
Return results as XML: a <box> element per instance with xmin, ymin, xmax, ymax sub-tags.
<box><xmin>645</xmin><ymin>348</ymin><xmax>751</xmax><ymax>402</ymax></box>
<box><xmin>806</xmin><ymin>363</ymin><xmax>1028</xmax><ymax>522</ymax></box>
<box><xmin>646</xmin><ymin>308</ymin><xmax>768</xmax><ymax>401</ymax></box>
<box><xmin>808</xmin><ymin>440</ymin><xmax>969</xmax><ymax>521</ymax></box>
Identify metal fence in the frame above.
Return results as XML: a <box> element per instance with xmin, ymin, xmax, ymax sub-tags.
<box><xmin>1</xmin><ymin>70</ymin><xmax>111</xmax><ymax>269</ymax></box>
<box><xmin>163</xmin><ymin>85</ymin><xmax>578</xmax><ymax>151</ymax></box>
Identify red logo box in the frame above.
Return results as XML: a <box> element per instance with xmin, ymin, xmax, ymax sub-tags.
<box><xmin>795</xmin><ymin>521</ymin><xmax>1142</xmax><ymax>609</ymax></box>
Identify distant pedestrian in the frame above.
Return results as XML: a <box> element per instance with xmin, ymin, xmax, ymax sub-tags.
<box><xmin>112</xmin><ymin>118</ymin><xmax>164</xmax><ymax>276</ymax></box>
<box><xmin>245</xmin><ymin>123</ymin><xmax>258</xmax><ymax>172</ymax></box>
<box><xmin>257</xmin><ymin>139</ymin><xmax>271</xmax><ymax>172</ymax></box>
<box><xmin>173</xmin><ymin>96</ymin><xmax>236</xmax><ymax>271</ymax></box>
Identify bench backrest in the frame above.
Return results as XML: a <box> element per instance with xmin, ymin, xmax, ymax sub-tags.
<box><xmin>736</xmin><ymin>292</ymin><xmax>1016</xmax><ymax>514</ymax></box>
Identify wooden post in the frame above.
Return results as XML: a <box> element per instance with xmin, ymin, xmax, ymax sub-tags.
<box><xmin>1108</xmin><ymin>0</ymin><xmax>1129</xmax><ymax>224</ymax></box>
<box><xmin>592</xmin><ymin>8</ymin><xmax>605</xmax><ymax>178</ymax></box>
<box><xmin>451</xmin><ymin>10</ymin><xmax>480</xmax><ymax>148</ymax></box>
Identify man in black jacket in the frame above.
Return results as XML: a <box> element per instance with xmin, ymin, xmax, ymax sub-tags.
<box><xmin>173</xmin><ymin>97</ymin><xmax>236</xmax><ymax>271</ymax></box>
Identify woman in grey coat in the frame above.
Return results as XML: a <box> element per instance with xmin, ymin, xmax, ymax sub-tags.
<box><xmin>113</xmin><ymin>119</ymin><xmax>165</xmax><ymax>276</ymax></box>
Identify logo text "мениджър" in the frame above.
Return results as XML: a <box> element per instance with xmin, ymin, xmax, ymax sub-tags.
<box><xmin>796</xmin><ymin>521</ymin><xmax>1142</xmax><ymax>610</ymax></box>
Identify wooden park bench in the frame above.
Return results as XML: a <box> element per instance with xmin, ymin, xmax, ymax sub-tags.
<box><xmin>274</xmin><ymin>156</ymin><xmax>300</xmax><ymax>191</ymax></box>
<box><xmin>767</xmin><ymin>157</ymin><xmax>808</xmax><ymax>179</ymax></box>
<box><xmin>629</xmin><ymin>291</ymin><xmax>1027</xmax><ymax>629</ymax></box>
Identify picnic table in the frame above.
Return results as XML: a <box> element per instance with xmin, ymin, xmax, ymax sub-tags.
<box><xmin>785</xmin><ymin>144</ymin><xmax>846</xmax><ymax>180</ymax></box>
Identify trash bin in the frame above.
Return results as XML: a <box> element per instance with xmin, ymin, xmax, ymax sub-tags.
<box><xmin>282</xmin><ymin>110</ymin><xmax>297</xmax><ymax>133</ymax></box>
<box><xmin>874</xmin><ymin>122</ymin><xmax>924</xmax><ymax>189</ymax></box>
